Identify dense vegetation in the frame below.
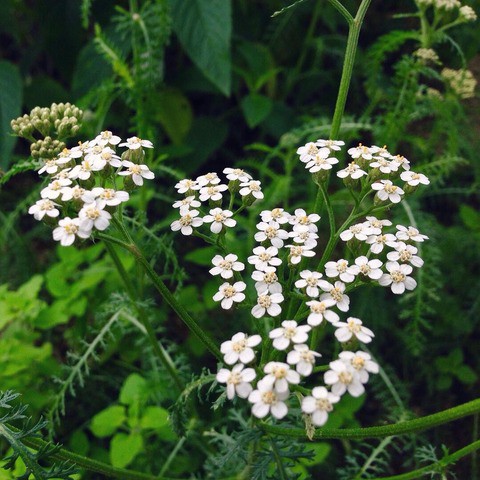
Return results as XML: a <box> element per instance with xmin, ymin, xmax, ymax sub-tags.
<box><xmin>1</xmin><ymin>0</ymin><xmax>479</xmax><ymax>478</ymax></box>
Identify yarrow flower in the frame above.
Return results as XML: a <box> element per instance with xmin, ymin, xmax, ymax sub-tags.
<box><xmin>220</xmin><ymin>332</ymin><xmax>262</xmax><ymax>365</ymax></box>
<box><xmin>379</xmin><ymin>261</ymin><xmax>417</xmax><ymax>294</ymax></box>
<box><xmin>118</xmin><ymin>161</ymin><xmax>155</xmax><ymax>186</ymax></box>
<box><xmin>333</xmin><ymin>317</ymin><xmax>374</xmax><ymax>344</ymax></box>
<box><xmin>209</xmin><ymin>254</ymin><xmax>245</xmax><ymax>279</ymax></box>
<box><xmin>324</xmin><ymin>359</ymin><xmax>365</xmax><ymax>397</ymax></box>
<box><xmin>248</xmin><ymin>379</ymin><xmax>289</xmax><ymax>419</ymax></box>
<box><xmin>301</xmin><ymin>387</ymin><xmax>340</xmax><ymax>426</ymax></box>
<box><xmin>251</xmin><ymin>290</ymin><xmax>284</xmax><ymax>318</ymax></box>
<box><xmin>305</xmin><ymin>299</ymin><xmax>339</xmax><ymax>326</ymax></box>
<box><xmin>269</xmin><ymin>320</ymin><xmax>311</xmax><ymax>351</ymax></box>
<box><xmin>262</xmin><ymin>362</ymin><xmax>300</xmax><ymax>393</ymax></box>
<box><xmin>203</xmin><ymin>208</ymin><xmax>236</xmax><ymax>234</ymax></box>
<box><xmin>28</xmin><ymin>199</ymin><xmax>60</xmax><ymax>221</ymax></box>
<box><xmin>170</xmin><ymin>209</ymin><xmax>203</xmax><ymax>235</ymax></box>
<box><xmin>371</xmin><ymin>179</ymin><xmax>404</xmax><ymax>204</ymax></box>
<box><xmin>213</xmin><ymin>282</ymin><xmax>247</xmax><ymax>309</ymax></box>
<box><xmin>295</xmin><ymin>270</ymin><xmax>323</xmax><ymax>297</ymax></box>
<box><xmin>216</xmin><ymin>364</ymin><xmax>256</xmax><ymax>400</ymax></box>
<box><xmin>286</xmin><ymin>344</ymin><xmax>321</xmax><ymax>376</ymax></box>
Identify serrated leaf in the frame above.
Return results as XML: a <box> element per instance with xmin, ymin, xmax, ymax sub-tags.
<box><xmin>170</xmin><ymin>0</ymin><xmax>231</xmax><ymax>95</ymax></box>
<box><xmin>110</xmin><ymin>432</ymin><xmax>143</xmax><ymax>469</ymax></box>
<box><xmin>240</xmin><ymin>93</ymin><xmax>273</xmax><ymax>128</ymax></box>
<box><xmin>90</xmin><ymin>406</ymin><xmax>126</xmax><ymax>438</ymax></box>
<box><xmin>0</xmin><ymin>60</ymin><xmax>22</xmax><ymax>169</ymax></box>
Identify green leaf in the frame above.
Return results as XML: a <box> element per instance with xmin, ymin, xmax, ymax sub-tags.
<box><xmin>460</xmin><ymin>204</ymin><xmax>480</xmax><ymax>232</ymax></box>
<box><xmin>110</xmin><ymin>432</ymin><xmax>143</xmax><ymax>469</ymax></box>
<box><xmin>140</xmin><ymin>406</ymin><xmax>169</xmax><ymax>430</ymax></box>
<box><xmin>90</xmin><ymin>405</ymin><xmax>126</xmax><ymax>438</ymax></box>
<box><xmin>119</xmin><ymin>374</ymin><xmax>148</xmax><ymax>406</ymax></box>
<box><xmin>0</xmin><ymin>60</ymin><xmax>22</xmax><ymax>169</ymax></box>
<box><xmin>184</xmin><ymin>246</ymin><xmax>218</xmax><ymax>266</ymax></box>
<box><xmin>170</xmin><ymin>0</ymin><xmax>231</xmax><ymax>95</ymax></box>
<box><xmin>240</xmin><ymin>93</ymin><xmax>273</xmax><ymax>128</ymax></box>
<box><xmin>152</xmin><ymin>88</ymin><xmax>193</xmax><ymax>144</ymax></box>
<box><xmin>455</xmin><ymin>365</ymin><xmax>478</xmax><ymax>385</ymax></box>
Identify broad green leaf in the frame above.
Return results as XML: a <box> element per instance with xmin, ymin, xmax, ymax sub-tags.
<box><xmin>184</xmin><ymin>246</ymin><xmax>218</xmax><ymax>266</ymax></box>
<box><xmin>110</xmin><ymin>432</ymin><xmax>143</xmax><ymax>469</ymax></box>
<box><xmin>68</xmin><ymin>430</ymin><xmax>90</xmax><ymax>456</ymax></box>
<box><xmin>456</xmin><ymin>365</ymin><xmax>477</xmax><ymax>384</ymax></box>
<box><xmin>120</xmin><ymin>374</ymin><xmax>148</xmax><ymax>406</ymax></box>
<box><xmin>90</xmin><ymin>406</ymin><xmax>126</xmax><ymax>438</ymax></box>
<box><xmin>240</xmin><ymin>93</ymin><xmax>273</xmax><ymax>128</ymax></box>
<box><xmin>460</xmin><ymin>204</ymin><xmax>480</xmax><ymax>232</ymax></box>
<box><xmin>170</xmin><ymin>0</ymin><xmax>231</xmax><ymax>95</ymax></box>
<box><xmin>140</xmin><ymin>406</ymin><xmax>169</xmax><ymax>430</ymax></box>
<box><xmin>0</xmin><ymin>60</ymin><xmax>22</xmax><ymax>169</ymax></box>
<box><xmin>152</xmin><ymin>88</ymin><xmax>193</xmax><ymax>144</ymax></box>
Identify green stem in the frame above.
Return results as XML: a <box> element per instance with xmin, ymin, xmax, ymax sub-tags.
<box><xmin>104</xmin><ymin>241</ymin><xmax>184</xmax><ymax>392</ymax></box>
<box><xmin>329</xmin><ymin>0</ymin><xmax>372</xmax><ymax>139</ymax></box>
<box><xmin>260</xmin><ymin>397</ymin><xmax>480</xmax><ymax>439</ymax></box>
<box><xmin>373</xmin><ymin>439</ymin><xmax>480</xmax><ymax>480</ymax></box>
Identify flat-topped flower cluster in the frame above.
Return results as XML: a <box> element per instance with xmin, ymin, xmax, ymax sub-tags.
<box><xmin>28</xmin><ymin>132</ymin><xmax>155</xmax><ymax>246</ymax></box>
<box><xmin>170</xmin><ymin>139</ymin><xmax>430</xmax><ymax>427</ymax></box>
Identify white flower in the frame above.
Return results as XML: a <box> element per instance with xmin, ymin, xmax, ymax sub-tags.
<box><xmin>174</xmin><ymin>178</ymin><xmax>199</xmax><ymax>194</ymax></box>
<box><xmin>353</xmin><ymin>256</ymin><xmax>383</xmax><ymax>280</ymax></box>
<box><xmin>69</xmin><ymin>158</ymin><xmax>103</xmax><ymax>180</ymax></box>
<box><xmin>370</xmin><ymin>145</ymin><xmax>392</xmax><ymax>158</ymax></box>
<box><xmin>199</xmin><ymin>184</ymin><xmax>228</xmax><ymax>202</ymax></box>
<box><xmin>339</xmin><ymin>222</ymin><xmax>374</xmax><ymax>242</ymax></box>
<box><xmin>216</xmin><ymin>364</ymin><xmax>256</xmax><ymax>400</ymax></box>
<box><xmin>286</xmin><ymin>344</ymin><xmax>321</xmax><ymax>376</ymax></box>
<box><xmin>395</xmin><ymin>225</ymin><xmax>429</xmax><ymax>242</ymax></box>
<box><xmin>203</xmin><ymin>208</ymin><xmax>236</xmax><ymax>234</ymax></box>
<box><xmin>260</xmin><ymin>208</ymin><xmax>291</xmax><ymax>224</ymax></box>
<box><xmin>316</xmin><ymin>139</ymin><xmax>345</xmax><ymax>151</ymax></box>
<box><xmin>41</xmin><ymin>178</ymin><xmax>72</xmax><ymax>199</ymax></box>
<box><xmin>251</xmin><ymin>267</ymin><xmax>282</xmax><ymax>294</ymax></box>
<box><xmin>213</xmin><ymin>282</ymin><xmax>246</xmax><ymax>309</ymax></box>
<box><xmin>263</xmin><ymin>362</ymin><xmax>301</xmax><ymax>393</ymax></box>
<box><xmin>196</xmin><ymin>172</ymin><xmax>221</xmax><ymax>187</ymax></box>
<box><xmin>251</xmin><ymin>290</ymin><xmax>284</xmax><ymax>318</ymax></box>
<box><xmin>369</xmin><ymin>157</ymin><xmax>399</xmax><ymax>174</ymax></box>
<box><xmin>363</xmin><ymin>216</ymin><xmax>391</xmax><ymax>231</ymax></box>
<box><xmin>85</xmin><ymin>145</ymin><xmax>122</xmax><ymax>169</ymax></box>
<box><xmin>94</xmin><ymin>130</ymin><xmax>122</xmax><ymax>147</ymax></box>
<box><xmin>301</xmin><ymin>386</ymin><xmax>340</xmax><ymax>426</ymax></box>
<box><xmin>295</xmin><ymin>270</ymin><xmax>323</xmax><ymax>297</ymax></box>
<box><xmin>90</xmin><ymin>187</ymin><xmax>129</xmax><ymax>208</ymax></box>
<box><xmin>305</xmin><ymin>154</ymin><xmax>339</xmax><ymax>173</ymax></box>
<box><xmin>348</xmin><ymin>144</ymin><xmax>374</xmax><ymax>161</ymax></box>
<box><xmin>248</xmin><ymin>379</ymin><xmax>289</xmax><ymax>419</ymax></box>
<box><xmin>286</xmin><ymin>244</ymin><xmax>316</xmax><ymax>265</ymax></box>
<box><xmin>338</xmin><ymin>351</ymin><xmax>379</xmax><ymax>384</ymax></box>
<box><xmin>172</xmin><ymin>195</ymin><xmax>201</xmax><ymax>213</ymax></box>
<box><xmin>60</xmin><ymin>185</ymin><xmax>94</xmax><ymax>203</ymax></box>
<box><xmin>290</xmin><ymin>208</ymin><xmax>320</xmax><ymax>233</ymax></box>
<box><xmin>269</xmin><ymin>320</ymin><xmax>311</xmax><ymax>350</ymax></box>
<box><xmin>28</xmin><ymin>199</ymin><xmax>60</xmax><ymax>221</ymax></box>
<box><xmin>52</xmin><ymin>217</ymin><xmax>89</xmax><ymax>246</ymax></box>
<box><xmin>318</xmin><ymin>280</ymin><xmax>350</xmax><ymax>312</ymax></box>
<box><xmin>289</xmin><ymin>229</ymin><xmax>319</xmax><ymax>248</ymax></box>
<box><xmin>459</xmin><ymin>5</ymin><xmax>477</xmax><ymax>21</ymax></box>
<box><xmin>248</xmin><ymin>246</ymin><xmax>282</xmax><ymax>271</ymax></box>
<box><xmin>239</xmin><ymin>180</ymin><xmax>264</xmax><ymax>200</ymax></box>
<box><xmin>78</xmin><ymin>202</ymin><xmax>112</xmax><ymax>231</ymax></box>
<box><xmin>325</xmin><ymin>259</ymin><xmax>357</xmax><ymax>283</ymax></box>
<box><xmin>371</xmin><ymin>180</ymin><xmax>404</xmax><ymax>204</ymax></box>
<box><xmin>223</xmin><ymin>167</ymin><xmax>252</xmax><ymax>182</ymax></box>
<box><xmin>337</xmin><ymin>162</ymin><xmax>367</xmax><ymax>180</ymax></box>
<box><xmin>333</xmin><ymin>317</ymin><xmax>374</xmax><ymax>344</ymax></box>
<box><xmin>55</xmin><ymin>147</ymin><xmax>83</xmax><ymax>165</ymax></box>
<box><xmin>391</xmin><ymin>154</ymin><xmax>410</xmax><ymax>171</ymax></box>
<box><xmin>387</xmin><ymin>242</ymin><xmax>424</xmax><ymax>268</ymax></box>
<box><xmin>400</xmin><ymin>171</ymin><xmax>430</xmax><ymax>187</ymax></box>
<box><xmin>170</xmin><ymin>209</ymin><xmax>203</xmax><ymax>235</ymax></box>
<box><xmin>119</xmin><ymin>136</ymin><xmax>153</xmax><ymax>149</ymax></box>
<box><xmin>296</xmin><ymin>142</ymin><xmax>329</xmax><ymax>163</ymax></box>
<box><xmin>209</xmin><ymin>254</ymin><xmax>245</xmax><ymax>279</ymax></box>
<box><xmin>118</xmin><ymin>161</ymin><xmax>155</xmax><ymax>186</ymax></box>
<box><xmin>38</xmin><ymin>159</ymin><xmax>60</xmax><ymax>175</ymax></box>
<box><xmin>254</xmin><ymin>221</ymin><xmax>289</xmax><ymax>248</ymax></box>
<box><xmin>379</xmin><ymin>261</ymin><xmax>417</xmax><ymax>294</ymax></box>
<box><xmin>366</xmin><ymin>233</ymin><xmax>397</xmax><ymax>254</ymax></box>
<box><xmin>220</xmin><ymin>332</ymin><xmax>262</xmax><ymax>365</ymax></box>
<box><xmin>324</xmin><ymin>360</ymin><xmax>365</xmax><ymax>397</ymax></box>
<box><xmin>305</xmin><ymin>299</ymin><xmax>339</xmax><ymax>326</ymax></box>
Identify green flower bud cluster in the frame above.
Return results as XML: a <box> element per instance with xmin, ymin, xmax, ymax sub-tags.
<box><xmin>30</xmin><ymin>136</ymin><xmax>66</xmax><ymax>160</ymax></box>
<box><xmin>11</xmin><ymin>102</ymin><xmax>83</xmax><ymax>160</ymax></box>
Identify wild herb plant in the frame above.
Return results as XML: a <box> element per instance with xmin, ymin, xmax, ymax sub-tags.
<box><xmin>1</xmin><ymin>0</ymin><xmax>480</xmax><ymax>479</ymax></box>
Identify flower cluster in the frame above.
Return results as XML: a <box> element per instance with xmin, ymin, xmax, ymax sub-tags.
<box><xmin>441</xmin><ymin>68</ymin><xmax>477</xmax><ymax>99</ymax></box>
<box><xmin>170</xmin><ymin>138</ymin><xmax>429</xmax><ymax>426</ymax></box>
<box><xmin>28</xmin><ymin>132</ymin><xmax>155</xmax><ymax>246</ymax></box>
